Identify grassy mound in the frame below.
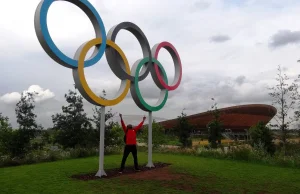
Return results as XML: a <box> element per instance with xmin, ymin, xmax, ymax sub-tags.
<box><xmin>1</xmin><ymin>152</ymin><xmax>300</xmax><ymax>193</ymax></box>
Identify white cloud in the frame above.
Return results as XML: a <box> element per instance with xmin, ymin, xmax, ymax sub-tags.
<box><xmin>0</xmin><ymin>92</ymin><xmax>21</xmax><ymax>104</ymax></box>
<box><xmin>0</xmin><ymin>85</ymin><xmax>55</xmax><ymax>104</ymax></box>
<box><xmin>1</xmin><ymin>0</ymin><xmax>300</xmax><ymax>128</ymax></box>
<box><xmin>24</xmin><ymin>85</ymin><xmax>55</xmax><ymax>102</ymax></box>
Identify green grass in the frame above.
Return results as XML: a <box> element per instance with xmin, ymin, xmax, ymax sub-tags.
<box><xmin>1</xmin><ymin>152</ymin><xmax>300</xmax><ymax>194</ymax></box>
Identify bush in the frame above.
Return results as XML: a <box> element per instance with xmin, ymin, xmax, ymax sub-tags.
<box><xmin>207</xmin><ymin>101</ymin><xmax>222</xmax><ymax>149</ymax></box>
<box><xmin>174</xmin><ymin>112</ymin><xmax>193</xmax><ymax>148</ymax></box>
<box><xmin>0</xmin><ymin>128</ymin><xmax>35</xmax><ymax>158</ymax></box>
<box><xmin>249</xmin><ymin>121</ymin><xmax>275</xmax><ymax>155</ymax></box>
<box><xmin>147</xmin><ymin>142</ymin><xmax>300</xmax><ymax>169</ymax></box>
<box><xmin>0</xmin><ymin>145</ymin><xmax>128</xmax><ymax>168</ymax></box>
<box><xmin>164</xmin><ymin>135</ymin><xmax>181</xmax><ymax>146</ymax></box>
<box><xmin>0</xmin><ymin>114</ymin><xmax>30</xmax><ymax>158</ymax></box>
<box><xmin>0</xmin><ymin>147</ymin><xmax>98</xmax><ymax>168</ymax></box>
<box><xmin>104</xmin><ymin>124</ymin><xmax>124</xmax><ymax>149</ymax></box>
<box><xmin>104</xmin><ymin>146</ymin><xmax>123</xmax><ymax>155</ymax></box>
<box><xmin>1</xmin><ymin>144</ymin><xmax>300</xmax><ymax>169</ymax></box>
<box><xmin>140</xmin><ymin>121</ymin><xmax>167</xmax><ymax>149</ymax></box>
<box><xmin>68</xmin><ymin>147</ymin><xmax>98</xmax><ymax>158</ymax></box>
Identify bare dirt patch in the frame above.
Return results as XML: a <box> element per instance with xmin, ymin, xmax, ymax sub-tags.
<box><xmin>120</xmin><ymin>165</ymin><xmax>191</xmax><ymax>181</ymax></box>
<box><xmin>256</xmin><ymin>191</ymin><xmax>272</xmax><ymax>194</ymax></box>
<box><xmin>71</xmin><ymin>162</ymin><xmax>171</xmax><ymax>181</ymax></box>
<box><xmin>71</xmin><ymin>162</ymin><xmax>221</xmax><ymax>193</ymax></box>
<box><xmin>118</xmin><ymin>165</ymin><xmax>200</xmax><ymax>192</ymax></box>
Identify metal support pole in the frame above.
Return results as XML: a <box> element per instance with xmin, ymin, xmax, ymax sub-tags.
<box><xmin>95</xmin><ymin>106</ymin><xmax>107</xmax><ymax>177</ymax></box>
<box><xmin>146</xmin><ymin>111</ymin><xmax>154</xmax><ymax>168</ymax></box>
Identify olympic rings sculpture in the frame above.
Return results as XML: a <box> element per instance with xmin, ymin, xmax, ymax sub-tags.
<box><xmin>34</xmin><ymin>0</ymin><xmax>182</xmax><ymax>112</ymax></box>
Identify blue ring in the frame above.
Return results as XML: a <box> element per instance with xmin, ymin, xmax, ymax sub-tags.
<box><xmin>39</xmin><ymin>0</ymin><xmax>106</xmax><ymax>68</ymax></box>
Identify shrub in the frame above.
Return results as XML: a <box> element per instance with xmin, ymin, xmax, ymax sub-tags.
<box><xmin>0</xmin><ymin>114</ymin><xmax>31</xmax><ymax>158</ymax></box>
<box><xmin>104</xmin><ymin>124</ymin><xmax>124</xmax><ymax>149</ymax></box>
<box><xmin>140</xmin><ymin>121</ymin><xmax>168</xmax><ymax>149</ymax></box>
<box><xmin>153</xmin><ymin>144</ymin><xmax>300</xmax><ymax>169</ymax></box>
<box><xmin>229</xmin><ymin>146</ymin><xmax>252</xmax><ymax>161</ymax></box>
<box><xmin>207</xmin><ymin>100</ymin><xmax>223</xmax><ymax>148</ymax></box>
<box><xmin>249</xmin><ymin>121</ymin><xmax>275</xmax><ymax>155</ymax></box>
<box><xmin>0</xmin><ymin>128</ymin><xmax>36</xmax><ymax>158</ymax></box>
<box><xmin>164</xmin><ymin>135</ymin><xmax>181</xmax><ymax>146</ymax></box>
<box><xmin>174</xmin><ymin>112</ymin><xmax>193</xmax><ymax>148</ymax></box>
<box><xmin>104</xmin><ymin>146</ymin><xmax>123</xmax><ymax>155</ymax></box>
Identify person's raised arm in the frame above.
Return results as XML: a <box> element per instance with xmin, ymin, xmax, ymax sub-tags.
<box><xmin>119</xmin><ymin>113</ymin><xmax>126</xmax><ymax>132</ymax></box>
<box><xmin>133</xmin><ymin>116</ymin><xmax>146</xmax><ymax>131</ymax></box>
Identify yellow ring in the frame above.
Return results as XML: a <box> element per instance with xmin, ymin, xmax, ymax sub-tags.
<box><xmin>77</xmin><ymin>38</ymin><xmax>130</xmax><ymax>106</ymax></box>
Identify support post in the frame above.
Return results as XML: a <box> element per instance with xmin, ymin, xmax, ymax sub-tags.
<box><xmin>146</xmin><ymin>111</ymin><xmax>155</xmax><ymax>168</ymax></box>
<box><xmin>95</xmin><ymin>106</ymin><xmax>107</xmax><ymax>177</ymax></box>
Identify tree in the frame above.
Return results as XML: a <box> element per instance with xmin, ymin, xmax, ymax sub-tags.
<box><xmin>0</xmin><ymin>113</ymin><xmax>11</xmax><ymax>132</ymax></box>
<box><xmin>268</xmin><ymin>65</ymin><xmax>298</xmax><ymax>154</ymax></box>
<box><xmin>0</xmin><ymin>113</ymin><xmax>27</xmax><ymax>157</ymax></box>
<box><xmin>13</xmin><ymin>92</ymin><xmax>40</xmax><ymax>156</ymax></box>
<box><xmin>174</xmin><ymin>111</ymin><xmax>193</xmax><ymax>148</ymax></box>
<box><xmin>141</xmin><ymin>120</ymin><xmax>167</xmax><ymax>149</ymax></box>
<box><xmin>92</xmin><ymin>90</ymin><xmax>121</xmax><ymax>148</ymax></box>
<box><xmin>41</xmin><ymin>128</ymin><xmax>57</xmax><ymax>145</ymax></box>
<box><xmin>15</xmin><ymin>92</ymin><xmax>38</xmax><ymax>134</ymax></box>
<box><xmin>293</xmin><ymin>75</ymin><xmax>300</xmax><ymax>139</ymax></box>
<box><xmin>0</xmin><ymin>113</ymin><xmax>13</xmax><ymax>155</ymax></box>
<box><xmin>52</xmin><ymin>89</ymin><xmax>94</xmax><ymax>148</ymax></box>
<box><xmin>207</xmin><ymin>98</ymin><xmax>223</xmax><ymax>148</ymax></box>
<box><xmin>249</xmin><ymin>121</ymin><xmax>275</xmax><ymax>155</ymax></box>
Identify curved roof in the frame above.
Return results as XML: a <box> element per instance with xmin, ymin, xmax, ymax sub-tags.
<box><xmin>158</xmin><ymin>104</ymin><xmax>277</xmax><ymax>131</ymax></box>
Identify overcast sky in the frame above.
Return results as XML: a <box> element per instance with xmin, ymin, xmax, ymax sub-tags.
<box><xmin>1</xmin><ymin>0</ymin><xmax>300</xmax><ymax>128</ymax></box>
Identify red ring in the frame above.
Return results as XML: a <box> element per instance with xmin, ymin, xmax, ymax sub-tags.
<box><xmin>153</xmin><ymin>42</ymin><xmax>182</xmax><ymax>91</ymax></box>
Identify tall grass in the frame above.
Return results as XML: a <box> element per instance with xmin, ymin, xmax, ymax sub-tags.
<box><xmin>153</xmin><ymin>142</ymin><xmax>300</xmax><ymax>168</ymax></box>
<box><xmin>1</xmin><ymin>142</ymin><xmax>300</xmax><ymax>169</ymax></box>
<box><xmin>0</xmin><ymin>146</ymin><xmax>123</xmax><ymax>168</ymax></box>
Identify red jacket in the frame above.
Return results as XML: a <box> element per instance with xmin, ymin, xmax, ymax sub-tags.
<box><xmin>121</xmin><ymin>118</ymin><xmax>144</xmax><ymax>145</ymax></box>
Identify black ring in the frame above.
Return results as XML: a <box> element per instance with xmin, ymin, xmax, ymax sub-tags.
<box><xmin>105</xmin><ymin>22</ymin><xmax>152</xmax><ymax>82</ymax></box>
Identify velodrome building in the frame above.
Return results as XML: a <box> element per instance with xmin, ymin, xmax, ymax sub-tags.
<box><xmin>156</xmin><ymin>104</ymin><xmax>277</xmax><ymax>139</ymax></box>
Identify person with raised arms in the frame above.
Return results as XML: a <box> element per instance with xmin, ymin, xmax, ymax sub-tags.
<box><xmin>119</xmin><ymin>113</ymin><xmax>146</xmax><ymax>174</ymax></box>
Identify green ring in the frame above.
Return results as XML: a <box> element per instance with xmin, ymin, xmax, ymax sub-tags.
<box><xmin>134</xmin><ymin>57</ymin><xmax>168</xmax><ymax>112</ymax></box>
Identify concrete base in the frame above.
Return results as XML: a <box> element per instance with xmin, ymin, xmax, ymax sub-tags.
<box><xmin>95</xmin><ymin>169</ymin><xmax>107</xmax><ymax>177</ymax></box>
<box><xmin>146</xmin><ymin>162</ymin><xmax>155</xmax><ymax>168</ymax></box>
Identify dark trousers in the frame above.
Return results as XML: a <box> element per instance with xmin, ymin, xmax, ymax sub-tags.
<box><xmin>120</xmin><ymin>145</ymin><xmax>138</xmax><ymax>171</ymax></box>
